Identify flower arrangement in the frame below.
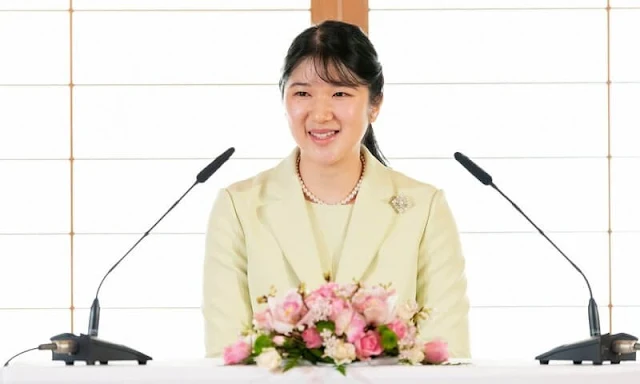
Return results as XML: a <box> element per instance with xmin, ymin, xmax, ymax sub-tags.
<box><xmin>222</xmin><ymin>282</ymin><xmax>449</xmax><ymax>375</ymax></box>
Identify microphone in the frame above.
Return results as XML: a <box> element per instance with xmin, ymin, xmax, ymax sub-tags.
<box><xmin>453</xmin><ymin>151</ymin><xmax>638</xmax><ymax>365</ymax></box>
<box><xmin>49</xmin><ymin>147</ymin><xmax>235</xmax><ymax>366</ymax></box>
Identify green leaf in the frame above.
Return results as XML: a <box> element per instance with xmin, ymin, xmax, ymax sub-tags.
<box><xmin>287</xmin><ymin>349</ymin><xmax>301</xmax><ymax>359</ymax></box>
<box><xmin>309</xmin><ymin>348</ymin><xmax>324</xmax><ymax>359</ymax></box>
<box><xmin>386</xmin><ymin>346</ymin><xmax>399</xmax><ymax>357</ymax></box>
<box><xmin>301</xmin><ymin>349</ymin><xmax>318</xmax><ymax>364</ymax></box>
<box><xmin>336</xmin><ymin>365</ymin><xmax>347</xmax><ymax>376</ymax></box>
<box><xmin>377</xmin><ymin>325</ymin><xmax>398</xmax><ymax>352</ymax></box>
<box><xmin>254</xmin><ymin>334</ymin><xmax>274</xmax><ymax>355</ymax></box>
<box><xmin>316</xmin><ymin>321</ymin><xmax>335</xmax><ymax>334</ymax></box>
<box><xmin>283</xmin><ymin>357</ymin><xmax>300</xmax><ymax>372</ymax></box>
<box><xmin>283</xmin><ymin>337</ymin><xmax>297</xmax><ymax>349</ymax></box>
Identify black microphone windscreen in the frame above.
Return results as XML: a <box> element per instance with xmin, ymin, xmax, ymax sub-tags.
<box><xmin>197</xmin><ymin>147</ymin><xmax>235</xmax><ymax>183</ymax></box>
<box><xmin>454</xmin><ymin>152</ymin><xmax>493</xmax><ymax>186</ymax></box>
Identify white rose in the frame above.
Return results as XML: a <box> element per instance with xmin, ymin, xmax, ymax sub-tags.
<box><xmin>331</xmin><ymin>341</ymin><xmax>356</xmax><ymax>366</ymax></box>
<box><xmin>256</xmin><ymin>348</ymin><xmax>282</xmax><ymax>371</ymax></box>
<box><xmin>400</xmin><ymin>345</ymin><xmax>425</xmax><ymax>365</ymax></box>
<box><xmin>396</xmin><ymin>301</ymin><xmax>419</xmax><ymax>321</ymax></box>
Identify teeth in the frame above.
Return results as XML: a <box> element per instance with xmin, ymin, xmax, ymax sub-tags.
<box><xmin>310</xmin><ymin>131</ymin><xmax>337</xmax><ymax>139</ymax></box>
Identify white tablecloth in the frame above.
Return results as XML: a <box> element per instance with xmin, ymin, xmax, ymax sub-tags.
<box><xmin>2</xmin><ymin>359</ymin><xmax>640</xmax><ymax>383</ymax></box>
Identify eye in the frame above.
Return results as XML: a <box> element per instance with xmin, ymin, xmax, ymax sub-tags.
<box><xmin>334</xmin><ymin>92</ymin><xmax>350</xmax><ymax>97</ymax></box>
<box><xmin>294</xmin><ymin>91</ymin><xmax>309</xmax><ymax>97</ymax></box>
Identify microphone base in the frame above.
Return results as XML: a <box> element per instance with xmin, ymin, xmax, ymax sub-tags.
<box><xmin>536</xmin><ymin>332</ymin><xmax>638</xmax><ymax>365</ymax></box>
<box><xmin>50</xmin><ymin>333</ymin><xmax>152</xmax><ymax>366</ymax></box>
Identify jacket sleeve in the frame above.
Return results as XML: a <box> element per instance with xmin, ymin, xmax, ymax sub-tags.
<box><xmin>202</xmin><ymin>188</ymin><xmax>253</xmax><ymax>357</ymax></box>
<box><xmin>416</xmin><ymin>189</ymin><xmax>471</xmax><ymax>358</ymax></box>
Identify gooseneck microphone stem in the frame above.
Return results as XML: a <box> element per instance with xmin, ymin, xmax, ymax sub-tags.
<box><xmin>87</xmin><ymin>147</ymin><xmax>236</xmax><ymax>338</ymax></box>
<box><xmin>453</xmin><ymin>152</ymin><xmax>600</xmax><ymax>338</ymax></box>
<box><xmin>93</xmin><ymin>180</ymin><xmax>198</xmax><ymax>301</ymax></box>
<box><xmin>87</xmin><ymin>180</ymin><xmax>198</xmax><ymax>337</ymax></box>
<box><xmin>490</xmin><ymin>183</ymin><xmax>595</xmax><ymax>300</ymax></box>
<box><xmin>490</xmin><ymin>182</ymin><xmax>600</xmax><ymax>337</ymax></box>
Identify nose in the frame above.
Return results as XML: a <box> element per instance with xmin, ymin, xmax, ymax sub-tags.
<box><xmin>310</xmin><ymin>97</ymin><xmax>333</xmax><ymax>123</ymax></box>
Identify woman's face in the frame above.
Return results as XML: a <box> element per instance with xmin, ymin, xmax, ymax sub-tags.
<box><xmin>283</xmin><ymin>58</ymin><xmax>381</xmax><ymax>166</ymax></box>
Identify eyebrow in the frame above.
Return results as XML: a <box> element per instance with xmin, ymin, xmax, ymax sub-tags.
<box><xmin>288</xmin><ymin>82</ymin><xmax>310</xmax><ymax>88</ymax></box>
<box><xmin>288</xmin><ymin>81</ymin><xmax>359</xmax><ymax>89</ymax></box>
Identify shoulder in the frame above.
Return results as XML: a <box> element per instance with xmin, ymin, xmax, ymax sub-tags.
<box><xmin>385</xmin><ymin>165</ymin><xmax>441</xmax><ymax>199</ymax></box>
<box><xmin>224</xmin><ymin>166</ymin><xmax>276</xmax><ymax>194</ymax></box>
<box><xmin>216</xmin><ymin>150</ymin><xmax>296</xmax><ymax>207</ymax></box>
<box><xmin>207</xmin><ymin>163</ymin><xmax>279</xmax><ymax>222</ymax></box>
<box><xmin>380</xmin><ymin>164</ymin><xmax>455</xmax><ymax>222</ymax></box>
<box><xmin>218</xmin><ymin>164</ymin><xmax>281</xmax><ymax>211</ymax></box>
<box><xmin>224</xmin><ymin>148</ymin><xmax>297</xmax><ymax>195</ymax></box>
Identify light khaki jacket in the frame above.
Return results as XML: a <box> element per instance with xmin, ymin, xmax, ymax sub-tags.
<box><xmin>202</xmin><ymin>146</ymin><xmax>471</xmax><ymax>358</ymax></box>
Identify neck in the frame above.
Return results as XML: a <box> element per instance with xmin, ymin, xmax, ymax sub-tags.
<box><xmin>298</xmin><ymin>149</ymin><xmax>364</xmax><ymax>205</ymax></box>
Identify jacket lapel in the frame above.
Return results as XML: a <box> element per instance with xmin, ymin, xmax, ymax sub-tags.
<box><xmin>256</xmin><ymin>149</ymin><xmax>326</xmax><ymax>289</ymax></box>
<box><xmin>334</xmin><ymin>148</ymin><xmax>397</xmax><ymax>284</ymax></box>
<box><xmin>256</xmin><ymin>147</ymin><xmax>399</xmax><ymax>288</ymax></box>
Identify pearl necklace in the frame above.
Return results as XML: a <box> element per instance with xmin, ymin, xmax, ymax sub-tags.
<box><xmin>297</xmin><ymin>154</ymin><xmax>365</xmax><ymax>205</ymax></box>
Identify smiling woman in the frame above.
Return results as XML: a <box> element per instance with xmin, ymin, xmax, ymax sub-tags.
<box><xmin>279</xmin><ymin>20</ymin><xmax>386</xmax><ymax>204</ymax></box>
<box><xmin>202</xmin><ymin>20</ymin><xmax>472</xmax><ymax>362</ymax></box>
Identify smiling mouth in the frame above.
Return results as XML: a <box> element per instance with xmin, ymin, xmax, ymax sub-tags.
<box><xmin>308</xmin><ymin>130</ymin><xmax>340</xmax><ymax>139</ymax></box>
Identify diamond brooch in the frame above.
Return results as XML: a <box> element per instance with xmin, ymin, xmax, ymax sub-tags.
<box><xmin>390</xmin><ymin>194</ymin><xmax>413</xmax><ymax>214</ymax></box>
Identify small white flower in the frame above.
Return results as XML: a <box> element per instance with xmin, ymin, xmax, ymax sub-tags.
<box><xmin>299</xmin><ymin>298</ymin><xmax>332</xmax><ymax>328</ymax></box>
<box><xmin>320</xmin><ymin>329</ymin><xmax>333</xmax><ymax>341</ymax></box>
<box><xmin>398</xmin><ymin>337</ymin><xmax>414</xmax><ymax>349</ymax></box>
<box><xmin>316</xmin><ymin>298</ymin><xmax>333</xmax><ymax>320</ymax></box>
<box><xmin>255</xmin><ymin>348</ymin><xmax>282</xmax><ymax>371</ymax></box>
<box><xmin>400</xmin><ymin>345</ymin><xmax>425</xmax><ymax>365</ymax></box>
<box><xmin>398</xmin><ymin>324</ymin><xmax>418</xmax><ymax>349</ymax></box>
<box><xmin>272</xmin><ymin>335</ymin><xmax>285</xmax><ymax>346</ymax></box>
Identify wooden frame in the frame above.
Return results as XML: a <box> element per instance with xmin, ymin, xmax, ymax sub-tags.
<box><xmin>311</xmin><ymin>0</ymin><xmax>368</xmax><ymax>34</ymax></box>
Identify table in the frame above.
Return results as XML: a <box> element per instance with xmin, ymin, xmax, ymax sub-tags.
<box><xmin>2</xmin><ymin>359</ymin><xmax>640</xmax><ymax>383</ymax></box>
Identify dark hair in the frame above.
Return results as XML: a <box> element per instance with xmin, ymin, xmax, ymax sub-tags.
<box><xmin>279</xmin><ymin>20</ymin><xmax>388</xmax><ymax>166</ymax></box>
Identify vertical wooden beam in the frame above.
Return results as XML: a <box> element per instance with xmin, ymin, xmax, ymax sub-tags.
<box><xmin>311</xmin><ymin>0</ymin><xmax>339</xmax><ymax>25</ymax></box>
<box><xmin>311</xmin><ymin>0</ymin><xmax>369</xmax><ymax>34</ymax></box>
<box><xmin>342</xmin><ymin>0</ymin><xmax>368</xmax><ymax>35</ymax></box>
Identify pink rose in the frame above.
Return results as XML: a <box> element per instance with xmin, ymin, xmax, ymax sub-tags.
<box><xmin>345</xmin><ymin>312</ymin><xmax>367</xmax><ymax>343</ymax></box>
<box><xmin>387</xmin><ymin>318</ymin><xmax>408</xmax><ymax>340</ymax></box>
<box><xmin>296</xmin><ymin>306</ymin><xmax>323</xmax><ymax>329</ymax></box>
<box><xmin>268</xmin><ymin>290</ymin><xmax>306</xmax><ymax>334</ymax></box>
<box><xmin>223</xmin><ymin>339</ymin><xmax>251</xmax><ymax>365</ymax></box>
<box><xmin>253</xmin><ymin>309</ymin><xmax>273</xmax><ymax>331</ymax></box>
<box><xmin>316</xmin><ymin>282</ymin><xmax>339</xmax><ymax>297</ymax></box>
<box><xmin>331</xmin><ymin>308</ymin><xmax>356</xmax><ymax>336</ymax></box>
<box><xmin>362</xmin><ymin>296</ymin><xmax>390</xmax><ymax>326</ymax></box>
<box><xmin>334</xmin><ymin>308</ymin><xmax>353</xmax><ymax>336</ymax></box>
<box><xmin>423</xmin><ymin>340</ymin><xmax>449</xmax><ymax>364</ymax></box>
<box><xmin>351</xmin><ymin>291</ymin><xmax>369</xmax><ymax>313</ymax></box>
<box><xmin>334</xmin><ymin>308</ymin><xmax>367</xmax><ymax>343</ymax></box>
<box><xmin>352</xmin><ymin>286</ymin><xmax>394</xmax><ymax>314</ymax></box>
<box><xmin>329</xmin><ymin>298</ymin><xmax>350</xmax><ymax>321</ymax></box>
<box><xmin>302</xmin><ymin>328</ymin><xmax>323</xmax><ymax>349</ymax></box>
<box><xmin>305</xmin><ymin>283</ymin><xmax>338</xmax><ymax>307</ymax></box>
<box><xmin>354</xmin><ymin>330</ymin><xmax>383</xmax><ymax>360</ymax></box>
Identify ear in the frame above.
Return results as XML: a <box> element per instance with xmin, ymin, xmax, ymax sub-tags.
<box><xmin>369</xmin><ymin>94</ymin><xmax>383</xmax><ymax>123</ymax></box>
